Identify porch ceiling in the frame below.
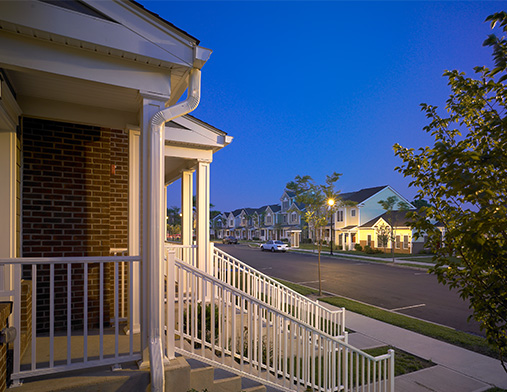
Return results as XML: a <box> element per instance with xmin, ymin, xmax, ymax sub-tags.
<box><xmin>5</xmin><ymin>68</ymin><xmax>139</xmax><ymax>113</ymax></box>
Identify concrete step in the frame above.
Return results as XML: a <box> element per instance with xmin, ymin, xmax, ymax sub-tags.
<box><xmin>186</xmin><ymin>356</ymin><xmax>267</xmax><ymax>392</ymax></box>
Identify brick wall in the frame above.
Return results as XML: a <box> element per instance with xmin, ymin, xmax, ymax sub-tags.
<box><xmin>22</xmin><ymin>117</ymin><xmax>129</xmax><ymax>332</ymax></box>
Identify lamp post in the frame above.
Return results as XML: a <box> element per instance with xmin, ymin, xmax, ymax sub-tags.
<box><xmin>327</xmin><ymin>198</ymin><xmax>335</xmax><ymax>255</ymax></box>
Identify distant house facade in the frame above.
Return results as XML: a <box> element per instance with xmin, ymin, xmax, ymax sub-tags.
<box><xmin>217</xmin><ymin>185</ymin><xmax>429</xmax><ymax>254</ymax></box>
<box><xmin>333</xmin><ymin>185</ymin><xmax>416</xmax><ymax>253</ymax></box>
<box><xmin>217</xmin><ymin>191</ymin><xmax>305</xmax><ymax>246</ymax></box>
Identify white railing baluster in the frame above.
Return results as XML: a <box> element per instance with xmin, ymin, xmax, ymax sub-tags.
<box><xmin>84</xmin><ymin>263</ymin><xmax>88</xmax><ymax>363</ymax></box>
<box><xmin>31</xmin><ymin>265</ymin><xmax>37</xmax><ymax>371</ymax></box>
<box><xmin>114</xmin><ymin>260</ymin><xmax>119</xmax><ymax>364</ymax></box>
<box><xmin>99</xmin><ymin>262</ymin><xmax>104</xmax><ymax>360</ymax></box>
<box><xmin>50</xmin><ymin>263</ymin><xmax>54</xmax><ymax>368</ymax></box>
<box><xmin>67</xmin><ymin>263</ymin><xmax>71</xmax><ymax>365</ymax></box>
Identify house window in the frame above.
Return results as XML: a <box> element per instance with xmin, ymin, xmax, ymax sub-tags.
<box><xmin>291</xmin><ymin>212</ymin><xmax>298</xmax><ymax>223</ymax></box>
<box><xmin>337</xmin><ymin>210</ymin><xmax>343</xmax><ymax>222</ymax></box>
<box><xmin>395</xmin><ymin>235</ymin><xmax>401</xmax><ymax>249</ymax></box>
<box><xmin>283</xmin><ymin>214</ymin><xmax>287</xmax><ymax>223</ymax></box>
<box><xmin>350</xmin><ymin>209</ymin><xmax>356</xmax><ymax>217</ymax></box>
<box><xmin>367</xmin><ymin>235</ymin><xmax>371</xmax><ymax>247</ymax></box>
<box><xmin>403</xmin><ymin>235</ymin><xmax>409</xmax><ymax>249</ymax></box>
<box><xmin>266</xmin><ymin>214</ymin><xmax>272</xmax><ymax>225</ymax></box>
<box><xmin>282</xmin><ymin>198</ymin><xmax>289</xmax><ymax>211</ymax></box>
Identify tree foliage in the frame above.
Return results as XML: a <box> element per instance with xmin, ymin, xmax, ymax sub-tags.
<box><xmin>286</xmin><ymin>172</ymin><xmax>343</xmax><ymax>295</ymax></box>
<box><xmin>378</xmin><ymin>196</ymin><xmax>410</xmax><ymax>261</ymax></box>
<box><xmin>393</xmin><ymin>12</ymin><xmax>507</xmax><ymax>372</ymax></box>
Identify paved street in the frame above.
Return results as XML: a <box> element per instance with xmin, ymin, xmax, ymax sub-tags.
<box><xmin>216</xmin><ymin>243</ymin><xmax>483</xmax><ymax>336</ymax></box>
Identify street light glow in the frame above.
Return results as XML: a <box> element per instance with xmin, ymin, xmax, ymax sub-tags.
<box><xmin>327</xmin><ymin>198</ymin><xmax>335</xmax><ymax>207</ymax></box>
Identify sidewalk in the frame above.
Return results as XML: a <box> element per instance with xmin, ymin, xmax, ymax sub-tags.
<box><xmin>290</xmin><ymin>247</ymin><xmax>436</xmax><ymax>268</ymax></box>
<box><xmin>319</xmin><ymin>301</ymin><xmax>507</xmax><ymax>391</ymax></box>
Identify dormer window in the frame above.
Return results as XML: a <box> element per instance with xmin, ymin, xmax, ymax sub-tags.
<box><xmin>282</xmin><ymin>198</ymin><xmax>289</xmax><ymax>211</ymax></box>
<box><xmin>351</xmin><ymin>209</ymin><xmax>356</xmax><ymax>217</ymax></box>
<box><xmin>291</xmin><ymin>212</ymin><xmax>298</xmax><ymax>224</ymax></box>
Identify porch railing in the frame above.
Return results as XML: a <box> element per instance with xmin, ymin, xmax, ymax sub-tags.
<box><xmin>0</xmin><ymin>255</ymin><xmax>141</xmax><ymax>386</ymax></box>
<box><xmin>169</xmin><ymin>257</ymin><xmax>394</xmax><ymax>392</ymax></box>
<box><xmin>212</xmin><ymin>246</ymin><xmax>346</xmax><ymax>338</ymax></box>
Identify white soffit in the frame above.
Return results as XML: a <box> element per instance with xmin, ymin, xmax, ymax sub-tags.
<box><xmin>5</xmin><ymin>68</ymin><xmax>139</xmax><ymax>113</ymax></box>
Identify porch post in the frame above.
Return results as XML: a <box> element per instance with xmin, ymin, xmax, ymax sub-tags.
<box><xmin>128</xmin><ymin>129</ymin><xmax>141</xmax><ymax>335</ymax></box>
<box><xmin>140</xmin><ymin>94</ymin><xmax>167</xmax><ymax>366</ymax></box>
<box><xmin>181</xmin><ymin>169</ymin><xmax>194</xmax><ymax>264</ymax></box>
<box><xmin>196</xmin><ymin>159</ymin><xmax>211</xmax><ymax>273</ymax></box>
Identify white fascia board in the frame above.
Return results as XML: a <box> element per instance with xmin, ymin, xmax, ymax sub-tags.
<box><xmin>165</xmin><ymin>116</ymin><xmax>231</xmax><ymax>152</ymax></box>
<box><xmin>0</xmin><ymin>1</ymin><xmax>194</xmax><ymax>67</ymax></box>
<box><xmin>85</xmin><ymin>0</ymin><xmax>198</xmax><ymax>65</ymax></box>
<box><xmin>0</xmin><ymin>32</ymin><xmax>171</xmax><ymax>96</ymax></box>
<box><xmin>164</xmin><ymin>145</ymin><xmax>213</xmax><ymax>161</ymax></box>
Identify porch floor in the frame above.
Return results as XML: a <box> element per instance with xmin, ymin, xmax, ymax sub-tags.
<box><xmin>18</xmin><ymin>325</ymin><xmax>142</xmax><ymax>372</ymax></box>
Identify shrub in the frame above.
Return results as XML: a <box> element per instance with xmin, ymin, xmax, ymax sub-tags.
<box><xmin>252</xmin><ymin>237</ymin><xmax>260</xmax><ymax>241</ymax></box>
<box><xmin>354</xmin><ymin>244</ymin><xmax>363</xmax><ymax>252</ymax></box>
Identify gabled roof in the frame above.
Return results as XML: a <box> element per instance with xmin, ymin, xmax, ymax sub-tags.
<box><xmin>360</xmin><ymin>210</ymin><xmax>414</xmax><ymax>228</ymax></box>
<box><xmin>267</xmin><ymin>204</ymin><xmax>281</xmax><ymax>213</ymax></box>
<box><xmin>129</xmin><ymin>1</ymin><xmax>199</xmax><ymax>44</ymax></box>
<box><xmin>340</xmin><ymin>186</ymin><xmax>388</xmax><ymax>204</ymax></box>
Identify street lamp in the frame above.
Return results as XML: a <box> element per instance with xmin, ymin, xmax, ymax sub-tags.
<box><xmin>327</xmin><ymin>198</ymin><xmax>335</xmax><ymax>255</ymax></box>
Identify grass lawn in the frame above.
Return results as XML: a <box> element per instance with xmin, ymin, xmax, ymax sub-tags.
<box><xmin>365</xmin><ymin>346</ymin><xmax>435</xmax><ymax>376</ymax></box>
<box><xmin>273</xmin><ymin>278</ymin><xmax>497</xmax><ymax>361</ymax></box>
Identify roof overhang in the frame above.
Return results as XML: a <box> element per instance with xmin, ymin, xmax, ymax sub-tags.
<box><xmin>0</xmin><ymin>0</ymin><xmax>212</xmax><ymax>126</ymax></box>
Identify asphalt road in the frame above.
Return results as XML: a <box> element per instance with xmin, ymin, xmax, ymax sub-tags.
<box><xmin>216</xmin><ymin>243</ymin><xmax>483</xmax><ymax>336</ymax></box>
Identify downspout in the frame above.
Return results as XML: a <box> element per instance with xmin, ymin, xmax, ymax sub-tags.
<box><xmin>148</xmin><ymin>68</ymin><xmax>201</xmax><ymax>392</ymax></box>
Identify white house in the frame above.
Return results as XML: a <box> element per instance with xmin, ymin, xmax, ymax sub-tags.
<box><xmin>0</xmin><ymin>2</ymin><xmax>394</xmax><ymax>391</ymax></box>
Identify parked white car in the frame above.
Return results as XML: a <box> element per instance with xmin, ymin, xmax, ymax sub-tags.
<box><xmin>260</xmin><ymin>240</ymin><xmax>288</xmax><ymax>252</ymax></box>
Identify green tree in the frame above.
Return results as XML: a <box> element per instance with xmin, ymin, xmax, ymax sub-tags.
<box><xmin>286</xmin><ymin>172</ymin><xmax>342</xmax><ymax>295</ymax></box>
<box><xmin>378</xmin><ymin>196</ymin><xmax>410</xmax><ymax>262</ymax></box>
<box><xmin>411</xmin><ymin>199</ymin><xmax>431</xmax><ymax>210</ymax></box>
<box><xmin>375</xmin><ymin>223</ymin><xmax>391</xmax><ymax>254</ymax></box>
<box><xmin>393</xmin><ymin>12</ymin><xmax>507</xmax><ymax>372</ymax></box>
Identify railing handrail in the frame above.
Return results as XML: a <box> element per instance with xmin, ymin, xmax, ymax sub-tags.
<box><xmin>172</xmin><ymin>258</ymin><xmax>395</xmax><ymax>392</ymax></box>
<box><xmin>0</xmin><ymin>256</ymin><xmax>139</xmax><ymax>265</ymax></box>
<box><xmin>174</xmin><ymin>258</ymin><xmax>379</xmax><ymax>359</ymax></box>
<box><xmin>213</xmin><ymin>247</ymin><xmax>344</xmax><ymax>316</ymax></box>
<box><xmin>165</xmin><ymin>243</ymin><xmax>197</xmax><ymax>249</ymax></box>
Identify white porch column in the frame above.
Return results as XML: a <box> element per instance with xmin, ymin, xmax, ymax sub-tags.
<box><xmin>139</xmin><ymin>94</ymin><xmax>167</xmax><ymax>366</ymax></box>
<box><xmin>181</xmin><ymin>169</ymin><xmax>194</xmax><ymax>246</ymax></box>
<box><xmin>128</xmin><ymin>129</ymin><xmax>141</xmax><ymax>335</ymax></box>
<box><xmin>0</xmin><ymin>80</ymin><xmax>21</xmax><ymax>301</ymax></box>
<box><xmin>0</xmin><ymin>129</ymin><xmax>17</xmax><ymax>296</ymax></box>
<box><xmin>181</xmin><ymin>169</ymin><xmax>194</xmax><ymax>265</ymax></box>
<box><xmin>196</xmin><ymin>159</ymin><xmax>211</xmax><ymax>273</ymax></box>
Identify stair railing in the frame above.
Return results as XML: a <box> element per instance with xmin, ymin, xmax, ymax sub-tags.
<box><xmin>212</xmin><ymin>246</ymin><xmax>346</xmax><ymax>338</ymax></box>
<box><xmin>168</xmin><ymin>256</ymin><xmax>395</xmax><ymax>392</ymax></box>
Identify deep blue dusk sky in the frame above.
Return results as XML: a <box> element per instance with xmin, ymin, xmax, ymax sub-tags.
<box><xmin>141</xmin><ymin>1</ymin><xmax>506</xmax><ymax>212</ymax></box>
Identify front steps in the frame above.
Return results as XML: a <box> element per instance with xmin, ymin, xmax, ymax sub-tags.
<box><xmin>10</xmin><ymin>356</ymin><xmax>268</xmax><ymax>392</ymax></box>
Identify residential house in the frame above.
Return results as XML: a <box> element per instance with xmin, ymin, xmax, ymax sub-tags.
<box><xmin>0</xmin><ymin>0</ymin><xmax>229</xmax><ymax>389</ymax></box>
<box><xmin>0</xmin><ymin>3</ymin><xmax>394</xmax><ymax>390</ymax></box>
<box><xmin>333</xmin><ymin>185</ymin><xmax>415</xmax><ymax>252</ymax></box>
<box><xmin>216</xmin><ymin>190</ymin><xmax>305</xmax><ymax>245</ymax></box>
